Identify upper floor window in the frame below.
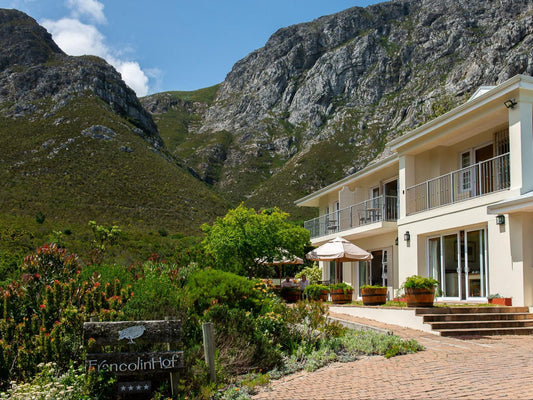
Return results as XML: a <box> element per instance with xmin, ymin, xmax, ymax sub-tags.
<box><xmin>460</xmin><ymin>151</ymin><xmax>472</xmax><ymax>192</ymax></box>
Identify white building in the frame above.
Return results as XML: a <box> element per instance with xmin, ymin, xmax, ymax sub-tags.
<box><xmin>296</xmin><ymin>74</ymin><xmax>533</xmax><ymax>307</ymax></box>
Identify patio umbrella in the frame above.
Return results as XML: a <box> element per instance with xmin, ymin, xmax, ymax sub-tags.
<box><xmin>257</xmin><ymin>250</ymin><xmax>304</xmax><ymax>282</ymax></box>
<box><xmin>306</xmin><ymin>236</ymin><xmax>372</xmax><ymax>283</ymax></box>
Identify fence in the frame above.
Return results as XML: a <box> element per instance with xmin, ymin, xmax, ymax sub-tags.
<box><xmin>304</xmin><ymin>195</ymin><xmax>398</xmax><ymax>239</ymax></box>
<box><xmin>406</xmin><ymin>153</ymin><xmax>510</xmax><ymax>215</ymax></box>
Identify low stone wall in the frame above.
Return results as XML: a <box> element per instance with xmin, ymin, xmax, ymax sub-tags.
<box><xmin>328</xmin><ymin>306</ymin><xmax>437</xmax><ymax>334</ymax></box>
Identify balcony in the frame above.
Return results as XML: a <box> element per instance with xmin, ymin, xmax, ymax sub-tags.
<box><xmin>406</xmin><ymin>153</ymin><xmax>510</xmax><ymax>215</ymax></box>
<box><xmin>304</xmin><ymin>196</ymin><xmax>398</xmax><ymax>239</ymax></box>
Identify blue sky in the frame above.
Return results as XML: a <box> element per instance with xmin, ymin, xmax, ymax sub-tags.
<box><xmin>6</xmin><ymin>0</ymin><xmax>381</xmax><ymax>96</ymax></box>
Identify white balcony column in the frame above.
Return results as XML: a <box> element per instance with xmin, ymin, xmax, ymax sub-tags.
<box><xmin>508</xmin><ymin>98</ymin><xmax>533</xmax><ymax>194</ymax></box>
<box><xmin>398</xmin><ymin>154</ymin><xmax>415</xmax><ymax>219</ymax></box>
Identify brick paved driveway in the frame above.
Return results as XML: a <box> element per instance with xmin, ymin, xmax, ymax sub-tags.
<box><xmin>253</xmin><ymin>311</ymin><xmax>533</xmax><ymax>400</ymax></box>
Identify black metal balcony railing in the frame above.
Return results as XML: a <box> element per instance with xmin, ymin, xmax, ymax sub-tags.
<box><xmin>406</xmin><ymin>153</ymin><xmax>510</xmax><ymax>215</ymax></box>
<box><xmin>304</xmin><ymin>196</ymin><xmax>398</xmax><ymax>239</ymax></box>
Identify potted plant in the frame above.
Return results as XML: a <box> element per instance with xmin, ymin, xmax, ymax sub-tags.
<box><xmin>400</xmin><ymin>275</ymin><xmax>439</xmax><ymax>307</ymax></box>
<box><xmin>488</xmin><ymin>294</ymin><xmax>512</xmax><ymax>306</ymax></box>
<box><xmin>304</xmin><ymin>284</ymin><xmax>329</xmax><ymax>301</ymax></box>
<box><xmin>329</xmin><ymin>282</ymin><xmax>353</xmax><ymax>304</ymax></box>
<box><xmin>360</xmin><ymin>285</ymin><xmax>387</xmax><ymax>306</ymax></box>
<box><xmin>280</xmin><ymin>286</ymin><xmax>301</xmax><ymax>303</ymax></box>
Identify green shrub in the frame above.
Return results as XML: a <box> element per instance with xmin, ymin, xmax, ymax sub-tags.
<box><xmin>295</xmin><ymin>263</ymin><xmax>321</xmax><ymax>284</ymax></box>
<box><xmin>330</xmin><ymin>282</ymin><xmax>353</xmax><ymax>293</ymax></box>
<box><xmin>339</xmin><ymin>329</ymin><xmax>424</xmax><ymax>358</ymax></box>
<box><xmin>401</xmin><ymin>275</ymin><xmax>439</xmax><ymax>290</ymax></box>
<box><xmin>79</xmin><ymin>263</ymin><xmax>134</xmax><ymax>288</ymax></box>
<box><xmin>204</xmin><ymin>305</ymin><xmax>283</xmax><ymax>376</ymax></box>
<box><xmin>360</xmin><ymin>284</ymin><xmax>386</xmax><ymax>289</ymax></box>
<box><xmin>122</xmin><ymin>264</ymin><xmax>180</xmax><ymax>320</ymax></box>
<box><xmin>35</xmin><ymin>211</ymin><xmax>45</xmax><ymax>224</ymax></box>
<box><xmin>0</xmin><ymin>362</ymin><xmax>115</xmax><ymax>400</ymax></box>
<box><xmin>21</xmin><ymin>243</ymin><xmax>80</xmax><ymax>285</ymax></box>
<box><xmin>0</xmin><ymin>245</ymin><xmax>132</xmax><ymax>389</ymax></box>
<box><xmin>185</xmin><ymin>268</ymin><xmax>273</xmax><ymax>314</ymax></box>
<box><xmin>304</xmin><ymin>284</ymin><xmax>329</xmax><ymax>300</ymax></box>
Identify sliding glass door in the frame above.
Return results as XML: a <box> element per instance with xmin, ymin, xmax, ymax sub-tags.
<box><xmin>465</xmin><ymin>229</ymin><xmax>487</xmax><ymax>299</ymax></box>
<box><xmin>428</xmin><ymin>229</ymin><xmax>487</xmax><ymax>300</ymax></box>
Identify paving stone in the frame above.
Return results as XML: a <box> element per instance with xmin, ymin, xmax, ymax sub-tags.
<box><xmin>253</xmin><ymin>311</ymin><xmax>533</xmax><ymax>400</ymax></box>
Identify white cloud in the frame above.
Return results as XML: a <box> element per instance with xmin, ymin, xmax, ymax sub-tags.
<box><xmin>111</xmin><ymin>59</ymin><xmax>150</xmax><ymax>97</ymax></box>
<box><xmin>42</xmin><ymin>18</ymin><xmax>107</xmax><ymax>57</ymax></box>
<box><xmin>66</xmin><ymin>0</ymin><xmax>106</xmax><ymax>24</ymax></box>
<box><xmin>41</xmin><ymin>13</ymin><xmax>151</xmax><ymax>96</ymax></box>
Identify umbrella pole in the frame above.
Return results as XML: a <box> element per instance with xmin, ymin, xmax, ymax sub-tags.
<box><xmin>336</xmin><ymin>259</ymin><xmax>340</xmax><ymax>284</ymax></box>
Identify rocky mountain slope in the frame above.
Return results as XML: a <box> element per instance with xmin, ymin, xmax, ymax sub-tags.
<box><xmin>143</xmin><ymin>0</ymin><xmax>533</xmax><ymax>220</ymax></box>
<box><xmin>0</xmin><ymin>9</ymin><xmax>229</xmax><ymax>235</ymax></box>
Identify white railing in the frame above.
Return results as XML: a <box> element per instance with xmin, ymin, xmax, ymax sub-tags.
<box><xmin>304</xmin><ymin>196</ymin><xmax>398</xmax><ymax>239</ymax></box>
<box><xmin>406</xmin><ymin>153</ymin><xmax>510</xmax><ymax>215</ymax></box>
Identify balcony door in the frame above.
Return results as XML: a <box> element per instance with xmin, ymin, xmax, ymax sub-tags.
<box><xmin>384</xmin><ymin>179</ymin><xmax>398</xmax><ymax>220</ymax></box>
<box><xmin>461</xmin><ymin>144</ymin><xmax>494</xmax><ymax>196</ymax></box>
<box><xmin>357</xmin><ymin>248</ymin><xmax>391</xmax><ymax>297</ymax></box>
<box><xmin>475</xmin><ymin>144</ymin><xmax>494</xmax><ymax>195</ymax></box>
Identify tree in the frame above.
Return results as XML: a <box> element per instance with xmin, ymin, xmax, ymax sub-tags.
<box><xmin>88</xmin><ymin>221</ymin><xmax>122</xmax><ymax>264</ymax></box>
<box><xmin>201</xmin><ymin>204</ymin><xmax>310</xmax><ymax>277</ymax></box>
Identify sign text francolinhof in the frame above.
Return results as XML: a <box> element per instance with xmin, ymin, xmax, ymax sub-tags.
<box><xmin>87</xmin><ymin>352</ymin><xmax>182</xmax><ymax>373</ymax></box>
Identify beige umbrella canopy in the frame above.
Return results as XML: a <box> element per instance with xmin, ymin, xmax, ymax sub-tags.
<box><xmin>257</xmin><ymin>249</ymin><xmax>304</xmax><ymax>265</ymax></box>
<box><xmin>306</xmin><ymin>236</ymin><xmax>372</xmax><ymax>283</ymax></box>
<box><xmin>257</xmin><ymin>250</ymin><xmax>304</xmax><ymax>282</ymax></box>
<box><xmin>257</xmin><ymin>255</ymin><xmax>304</xmax><ymax>265</ymax></box>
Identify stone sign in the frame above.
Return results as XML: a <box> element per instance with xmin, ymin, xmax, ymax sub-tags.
<box><xmin>86</xmin><ymin>351</ymin><xmax>184</xmax><ymax>375</ymax></box>
<box><xmin>83</xmin><ymin>318</ymin><xmax>183</xmax><ymax>397</ymax></box>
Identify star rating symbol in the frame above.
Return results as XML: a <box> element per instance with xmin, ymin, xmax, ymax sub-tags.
<box><xmin>118</xmin><ymin>382</ymin><xmax>151</xmax><ymax>393</ymax></box>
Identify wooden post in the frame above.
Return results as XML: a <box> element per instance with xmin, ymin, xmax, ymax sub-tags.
<box><xmin>202</xmin><ymin>322</ymin><xmax>216</xmax><ymax>383</ymax></box>
<box><xmin>165</xmin><ymin>317</ymin><xmax>180</xmax><ymax>397</ymax></box>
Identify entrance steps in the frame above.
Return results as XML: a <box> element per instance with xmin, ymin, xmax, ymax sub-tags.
<box><xmin>415</xmin><ymin>306</ymin><xmax>533</xmax><ymax>336</ymax></box>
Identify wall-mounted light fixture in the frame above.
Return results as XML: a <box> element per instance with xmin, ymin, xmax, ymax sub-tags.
<box><xmin>504</xmin><ymin>98</ymin><xmax>517</xmax><ymax>109</ymax></box>
<box><xmin>496</xmin><ymin>214</ymin><xmax>505</xmax><ymax>225</ymax></box>
<box><xmin>404</xmin><ymin>231</ymin><xmax>410</xmax><ymax>242</ymax></box>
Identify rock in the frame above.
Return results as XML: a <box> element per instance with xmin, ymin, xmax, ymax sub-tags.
<box><xmin>151</xmin><ymin>0</ymin><xmax>533</xmax><ymax>209</ymax></box>
<box><xmin>81</xmin><ymin>125</ymin><xmax>116</xmax><ymax>141</ymax></box>
<box><xmin>0</xmin><ymin>9</ymin><xmax>163</xmax><ymax>149</ymax></box>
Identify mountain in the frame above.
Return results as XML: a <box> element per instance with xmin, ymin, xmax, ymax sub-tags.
<box><xmin>0</xmin><ymin>9</ymin><xmax>229</xmax><ymax>236</ymax></box>
<box><xmin>142</xmin><ymin>0</ymin><xmax>533</xmax><ymax>221</ymax></box>
<box><xmin>3</xmin><ymin>0</ymin><xmax>533</xmax><ymax>238</ymax></box>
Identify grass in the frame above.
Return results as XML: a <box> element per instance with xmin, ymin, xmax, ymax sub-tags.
<box><xmin>0</xmin><ymin>92</ymin><xmax>232</xmax><ymax>273</ymax></box>
<box><xmin>157</xmin><ymin>84</ymin><xmax>220</xmax><ymax>104</ymax></box>
<box><xmin>0</xmin><ymin>95</ymin><xmax>229</xmax><ymax>235</ymax></box>
<box><xmin>215</xmin><ymin>328</ymin><xmax>424</xmax><ymax>399</ymax></box>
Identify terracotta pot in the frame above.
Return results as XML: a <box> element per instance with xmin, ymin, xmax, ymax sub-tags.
<box><xmin>330</xmin><ymin>289</ymin><xmax>353</xmax><ymax>304</ymax></box>
<box><xmin>488</xmin><ymin>297</ymin><xmax>512</xmax><ymax>306</ymax></box>
<box><xmin>361</xmin><ymin>287</ymin><xmax>387</xmax><ymax>306</ymax></box>
<box><xmin>405</xmin><ymin>287</ymin><xmax>435</xmax><ymax>307</ymax></box>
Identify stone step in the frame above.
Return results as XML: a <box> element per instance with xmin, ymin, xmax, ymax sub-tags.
<box><xmin>422</xmin><ymin>312</ymin><xmax>533</xmax><ymax>322</ymax></box>
<box><xmin>437</xmin><ymin>326</ymin><xmax>533</xmax><ymax>337</ymax></box>
<box><xmin>428</xmin><ymin>319</ymin><xmax>533</xmax><ymax>330</ymax></box>
<box><xmin>415</xmin><ymin>306</ymin><xmax>529</xmax><ymax>315</ymax></box>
